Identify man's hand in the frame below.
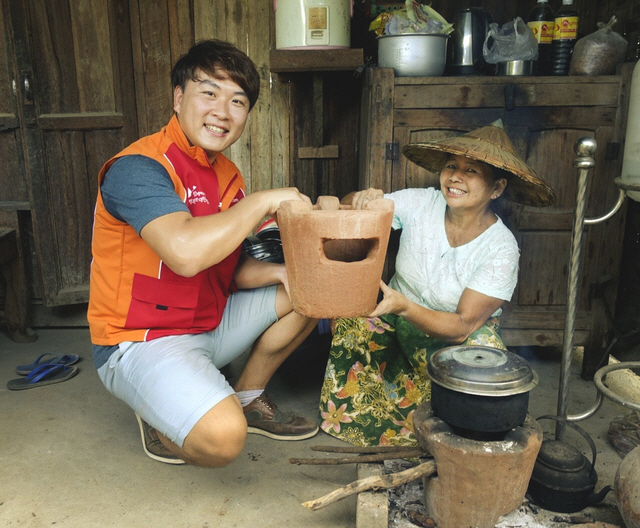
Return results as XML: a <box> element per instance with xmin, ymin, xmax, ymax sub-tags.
<box><xmin>261</xmin><ymin>187</ymin><xmax>312</xmax><ymax>216</ymax></box>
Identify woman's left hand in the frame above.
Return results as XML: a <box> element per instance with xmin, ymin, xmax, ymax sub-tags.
<box><xmin>369</xmin><ymin>280</ymin><xmax>410</xmax><ymax>318</ymax></box>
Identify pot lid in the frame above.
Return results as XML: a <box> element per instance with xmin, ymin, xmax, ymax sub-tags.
<box><xmin>427</xmin><ymin>346</ymin><xmax>538</xmax><ymax>396</ymax></box>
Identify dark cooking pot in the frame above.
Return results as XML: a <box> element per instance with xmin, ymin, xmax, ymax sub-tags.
<box><xmin>528</xmin><ymin>416</ymin><xmax>613</xmax><ymax>513</ymax></box>
<box><xmin>427</xmin><ymin>346</ymin><xmax>538</xmax><ymax>433</ymax></box>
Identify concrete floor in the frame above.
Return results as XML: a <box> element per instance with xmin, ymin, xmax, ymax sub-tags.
<box><xmin>0</xmin><ymin>327</ymin><xmax>636</xmax><ymax>527</ymax></box>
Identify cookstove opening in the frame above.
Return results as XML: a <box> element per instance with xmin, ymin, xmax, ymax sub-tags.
<box><xmin>323</xmin><ymin>238</ymin><xmax>378</xmax><ymax>262</ymax></box>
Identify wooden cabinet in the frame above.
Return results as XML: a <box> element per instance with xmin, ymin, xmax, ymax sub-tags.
<box><xmin>359</xmin><ymin>66</ymin><xmax>633</xmax><ymax>378</ymax></box>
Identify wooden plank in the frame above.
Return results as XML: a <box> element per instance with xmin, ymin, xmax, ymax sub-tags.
<box><xmin>42</xmin><ymin>130</ymin><xmax>92</xmax><ymax>290</ymax></box>
<box><xmin>69</xmin><ymin>0</ymin><xmax>115</xmax><ymax>112</ymax></box>
<box><xmin>518</xmin><ymin>230</ymin><xmax>572</xmax><ymax>306</ymax></box>
<box><xmin>37</xmin><ymin>112</ymin><xmax>125</xmax><ymax>130</ymax></box>
<box><xmin>53</xmin><ymin>284</ymin><xmax>90</xmax><ymax>306</ymax></box>
<box><xmin>393</xmin><ymin>107</ymin><xmax>617</xmax><ymax>129</ymax></box>
<box><xmin>137</xmin><ymin>0</ymin><xmax>173</xmax><ymax>135</ymax></box>
<box><xmin>196</xmin><ymin>0</ymin><xmax>226</xmax><ymax>41</ymax></box>
<box><xmin>168</xmin><ymin>0</ymin><xmax>194</xmax><ymax>66</ymax></box>
<box><xmin>0</xmin><ymin>115</ymin><xmax>19</xmax><ymax>131</ymax></box>
<box><xmin>502</xmin><ymin>329</ymin><xmax>590</xmax><ymax>347</ymax></box>
<box><xmin>128</xmin><ymin>0</ymin><xmax>147</xmax><ymax>135</ymax></box>
<box><xmin>298</xmin><ymin>145</ymin><xmax>339</xmax><ymax>159</ymax></box>
<box><xmin>393</xmin><ymin>73</ymin><xmax>622</xmax><ymax>87</ymax></box>
<box><xmin>0</xmin><ymin>202</ymin><xmax>30</xmax><ymax>211</ymax></box>
<box><xmin>501</xmin><ymin>309</ymin><xmax>593</xmax><ymax>329</ymax></box>
<box><xmin>248</xmin><ymin>0</ymin><xmax>273</xmax><ymax>194</ymax></box>
<box><xmin>325</xmin><ymin>70</ymin><xmax>362</xmax><ymax>198</ymax></box>
<box><xmin>393</xmin><ymin>81</ymin><xmax>621</xmax><ymax>110</ymax></box>
<box><xmin>358</xmin><ymin>67</ymin><xmax>394</xmax><ymax>191</ymax></box>
<box><xmin>224</xmin><ymin>0</ymin><xmax>252</xmax><ymax>191</ymax></box>
<box><xmin>109</xmin><ymin>0</ymin><xmax>138</xmax><ymax>147</ymax></box>
<box><xmin>269</xmin><ymin>49</ymin><xmax>364</xmax><ymax>72</ymax></box>
<box><xmin>518</xmin><ymin>211</ymin><xmax>575</xmax><ymax>231</ymax></box>
<box><xmin>27</xmin><ymin>0</ymin><xmax>80</xmax><ymax>113</ymax></box>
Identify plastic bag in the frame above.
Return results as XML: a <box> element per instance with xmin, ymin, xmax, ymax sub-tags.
<box><xmin>368</xmin><ymin>0</ymin><xmax>452</xmax><ymax>36</ymax></box>
<box><xmin>569</xmin><ymin>16</ymin><xmax>628</xmax><ymax>76</ymax></box>
<box><xmin>483</xmin><ymin>17</ymin><xmax>539</xmax><ymax>64</ymax></box>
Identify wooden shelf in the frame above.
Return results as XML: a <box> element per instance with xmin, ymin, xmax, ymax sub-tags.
<box><xmin>269</xmin><ymin>48</ymin><xmax>364</xmax><ymax>73</ymax></box>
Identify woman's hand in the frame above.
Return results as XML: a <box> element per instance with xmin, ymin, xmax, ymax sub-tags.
<box><xmin>369</xmin><ymin>280</ymin><xmax>410</xmax><ymax>318</ymax></box>
<box><xmin>350</xmin><ymin>188</ymin><xmax>385</xmax><ymax>210</ymax></box>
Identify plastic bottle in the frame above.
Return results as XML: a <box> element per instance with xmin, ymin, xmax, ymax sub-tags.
<box><xmin>528</xmin><ymin>0</ymin><xmax>555</xmax><ymax>75</ymax></box>
<box><xmin>621</xmin><ymin>60</ymin><xmax>640</xmax><ymax>202</ymax></box>
<box><xmin>552</xmin><ymin>0</ymin><xmax>579</xmax><ymax>75</ymax></box>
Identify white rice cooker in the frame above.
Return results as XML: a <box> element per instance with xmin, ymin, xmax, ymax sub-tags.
<box><xmin>274</xmin><ymin>0</ymin><xmax>352</xmax><ymax>49</ymax></box>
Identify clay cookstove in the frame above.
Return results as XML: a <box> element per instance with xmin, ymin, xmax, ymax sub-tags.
<box><xmin>414</xmin><ymin>402</ymin><xmax>543</xmax><ymax>528</ymax></box>
<box><xmin>277</xmin><ymin>195</ymin><xmax>394</xmax><ymax>318</ymax></box>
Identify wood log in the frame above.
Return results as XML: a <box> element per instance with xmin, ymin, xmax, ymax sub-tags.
<box><xmin>301</xmin><ymin>459</ymin><xmax>437</xmax><ymax>511</ymax></box>
<box><xmin>290</xmin><ymin>448</ymin><xmax>426</xmax><ymax>465</ymax></box>
<box><xmin>310</xmin><ymin>445</ymin><xmax>426</xmax><ymax>454</ymax></box>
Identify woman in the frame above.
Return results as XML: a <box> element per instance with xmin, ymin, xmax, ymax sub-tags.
<box><xmin>318</xmin><ymin>121</ymin><xmax>556</xmax><ymax>447</ymax></box>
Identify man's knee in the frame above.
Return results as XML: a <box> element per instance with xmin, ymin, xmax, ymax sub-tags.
<box><xmin>183</xmin><ymin>396</ymin><xmax>247</xmax><ymax>467</ymax></box>
<box><xmin>208</xmin><ymin>416</ymin><xmax>247</xmax><ymax>467</ymax></box>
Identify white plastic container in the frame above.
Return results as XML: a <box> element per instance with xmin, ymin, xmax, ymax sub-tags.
<box><xmin>621</xmin><ymin>60</ymin><xmax>640</xmax><ymax>201</ymax></box>
<box><xmin>377</xmin><ymin>34</ymin><xmax>449</xmax><ymax>77</ymax></box>
<box><xmin>274</xmin><ymin>0</ymin><xmax>352</xmax><ymax>50</ymax></box>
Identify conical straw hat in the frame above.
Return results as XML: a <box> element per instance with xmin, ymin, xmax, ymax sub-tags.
<box><xmin>401</xmin><ymin>120</ymin><xmax>556</xmax><ymax>207</ymax></box>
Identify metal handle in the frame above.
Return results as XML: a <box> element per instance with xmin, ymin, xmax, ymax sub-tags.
<box><xmin>538</xmin><ymin>415</ymin><xmax>598</xmax><ymax>469</ymax></box>
<box><xmin>594</xmin><ymin>361</ymin><xmax>640</xmax><ymax>412</ymax></box>
<box><xmin>21</xmin><ymin>70</ymin><xmax>33</xmax><ymax>105</ymax></box>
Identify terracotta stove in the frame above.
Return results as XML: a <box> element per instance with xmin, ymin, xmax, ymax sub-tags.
<box><xmin>277</xmin><ymin>195</ymin><xmax>394</xmax><ymax>318</ymax></box>
<box><xmin>414</xmin><ymin>402</ymin><xmax>543</xmax><ymax>528</ymax></box>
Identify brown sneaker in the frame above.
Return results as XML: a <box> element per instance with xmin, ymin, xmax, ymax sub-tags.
<box><xmin>135</xmin><ymin>414</ymin><xmax>186</xmax><ymax>465</ymax></box>
<box><xmin>243</xmin><ymin>393</ymin><xmax>319</xmax><ymax>441</ymax></box>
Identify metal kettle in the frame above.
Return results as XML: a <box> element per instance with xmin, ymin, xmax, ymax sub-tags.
<box><xmin>527</xmin><ymin>416</ymin><xmax>613</xmax><ymax>513</ymax></box>
<box><xmin>447</xmin><ymin>7</ymin><xmax>493</xmax><ymax>75</ymax></box>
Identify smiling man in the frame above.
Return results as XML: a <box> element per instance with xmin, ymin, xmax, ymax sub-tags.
<box><xmin>88</xmin><ymin>39</ymin><xmax>319</xmax><ymax>467</ymax></box>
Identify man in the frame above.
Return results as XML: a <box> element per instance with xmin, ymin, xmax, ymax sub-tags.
<box><xmin>88</xmin><ymin>39</ymin><xmax>318</xmax><ymax>467</ymax></box>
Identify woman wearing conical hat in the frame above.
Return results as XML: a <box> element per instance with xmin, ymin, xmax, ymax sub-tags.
<box><xmin>319</xmin><ymin>121</ymin><xmax>555</xmax><ymax>447</ymax></box>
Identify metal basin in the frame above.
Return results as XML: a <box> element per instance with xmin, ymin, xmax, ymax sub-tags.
<box><xmin>377</xmin><ymin>33</ymin><xmax>448</xmax><ymax>77</ymax></box>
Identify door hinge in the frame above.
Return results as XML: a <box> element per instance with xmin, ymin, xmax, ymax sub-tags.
<box><xmin>385</xmin><ymin>142</ymin><xmax>400</xmax><ymax>161</ymax></box>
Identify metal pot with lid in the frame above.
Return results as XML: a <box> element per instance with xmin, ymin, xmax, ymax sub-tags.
<box><xmin>427</xmin><ymin>346</ymin><xmax>539</xmax><ymax>433</ymax></box>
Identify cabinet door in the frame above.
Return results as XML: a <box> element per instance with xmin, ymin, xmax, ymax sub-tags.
<box><xmin>7</xmin><ymin>0</ymin><xmax>137</xmax><ymax>306</ymax></box>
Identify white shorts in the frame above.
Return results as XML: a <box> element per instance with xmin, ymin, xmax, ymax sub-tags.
<box><xmin>96</xmin><ymin>286</ymin><xmax>278</xmax><ymax>447</ymax></box>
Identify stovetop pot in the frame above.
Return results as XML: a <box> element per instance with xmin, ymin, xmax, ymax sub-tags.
<box><xmin>427</xmin><ymin>346</ymin><xmax>538</xmax><ymax>433</ymax></box>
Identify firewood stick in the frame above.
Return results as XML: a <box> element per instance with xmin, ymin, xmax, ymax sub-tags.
<box><xmin>290</xmin><ymin>448</ymin><xmax>426</xmax><ymax>465</ymax></box>
<box><xmin>311</xmin><ymin>445</ymin><xmax>427</xmax><ymax>454</ymax></box>
<box><xmin>570</xmin><ymin>524</ymin><xmax>620</xmax><ymax>528</ymax></box>
<box><xmin>301</xmin><ymin>459</ymin><xmax>437</xmax><ymax>511</ymax></box>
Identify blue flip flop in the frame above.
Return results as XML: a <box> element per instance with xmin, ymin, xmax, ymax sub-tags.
<box><xmin>7</xmin><ymin>363</ymin><xmax>79</xmax><ymax>391</ymax></box>
<box><xmin>15</xmin><ymin>353</ymin><xmax>80</xmax><ymax>375</ymax></box>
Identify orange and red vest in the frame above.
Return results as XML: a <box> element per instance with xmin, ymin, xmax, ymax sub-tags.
<box><xmin>88</xmin><ymin>115</ymin><xmax>245</xmax><ymax>345</ymax></box>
